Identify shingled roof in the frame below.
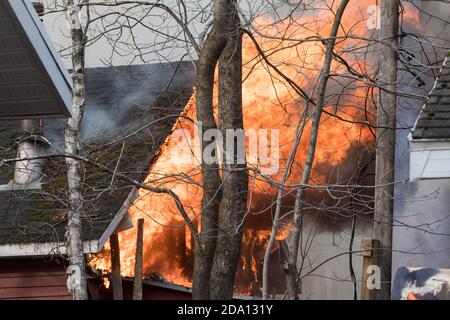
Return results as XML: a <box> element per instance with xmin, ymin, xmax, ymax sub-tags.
<box><xmin>412</xmin><ymin>53</ymin><xmax>450</xmax><ymax>140</ymax></box>
<box><xmin>0</xmin><ymin>61</ymin><xmax>195</xmax><ymax>255</ymax></box>
<box><xmin>0</xmin><ymin>0</ymin><xmax>72</xmax><ymax>119</ymax></box>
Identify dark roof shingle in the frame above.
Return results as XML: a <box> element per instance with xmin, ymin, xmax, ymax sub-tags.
<box><xmin>0</xmin><ymin>61</ymin><xmax>195</xmax><ymax>247</ymax></box>
<box><xmin>412</xmin><ymin>56</ymin><xmax>450</xmax><ymax>140</ymax></box>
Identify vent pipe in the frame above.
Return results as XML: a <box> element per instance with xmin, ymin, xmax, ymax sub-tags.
<box><xmin>21</xmin><ymin>119</ymin><xmax>43</xmax><ymax>134</ymax></box>
<box><xmin>13</xmin><ymin>119</ymin><xmax>47</xmax><ymax>187</ymax></box>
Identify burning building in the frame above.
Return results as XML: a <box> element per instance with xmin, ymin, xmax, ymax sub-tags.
<box><xmin>0</xmin><ymin>0</ymin><xmax>448</xmax><ymax>300</ymax></box>
<box><xmin>86</xmin><ymin>0</ymin><xmax>447</xmax><ymax>300</ymax></box>
<box><xmin>89</xmin><ymin>1</ymin><xmax>384</xmax><ymax>299</ymax></box>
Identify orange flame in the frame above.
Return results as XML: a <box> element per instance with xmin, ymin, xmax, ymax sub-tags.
<box><xmin>89</xmin><ymin>1</ymin><xmax>419</xmax><ymax>295</ymax></box>
<box><xmin>407</xmin><ymin>292</ymin><xmax>418</xmax><ymax>300</ymax></box>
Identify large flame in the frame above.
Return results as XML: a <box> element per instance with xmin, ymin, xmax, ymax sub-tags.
<box><xmin>407</xmin><ymin>292</ymin><xmax>418</xmax><ymax>300</ymax></box>
<box><xmin>90</xmin><ymin>1</ymin><xmax>418</xmax><ymax>296</ymax></box>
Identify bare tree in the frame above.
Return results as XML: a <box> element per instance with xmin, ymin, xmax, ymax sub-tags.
<box><xmin>193</xmin><ymin>0</ymin><xmax>247</xmax><ymax>300</ymax></box>
<box><xmin>282</xmin><ymin>0</ymin><xmax>350</xmax><ymax>300</ymax></box>
<box><xmin>64</xmin><ymin>0</ymin><xmax>88</xmax><ymax>300</ymax></box>
<box><xmin>191</xmin><ymin>0</ymin><xmax>226</xmax><ymax>299</ymax></box>
<box><xmin>210</xmin><ymin>8</ymin><xmax>248</xmax><ymax>299</ymax></box>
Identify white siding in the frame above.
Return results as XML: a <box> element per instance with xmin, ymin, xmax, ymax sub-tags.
<box><xmin>409</xmin><ymin>140</ymin><xmax>450</xmax><ymax>180</ymax></box>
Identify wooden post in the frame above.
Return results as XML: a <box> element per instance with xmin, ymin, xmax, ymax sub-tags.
<box><xmin>132</xmin><ymin>219</ymin><xmax>144</xmax><ymax>300</ymax></box>
<box><xmin>360</xmin><ymin>238</ymin><xmax>380</xmax><ymax>300</ymax></box>
<box><xmin>110</xmin><ymin>233</ymin><xmax>123</xmax><ymax>300</ymax></box>
<box><xmin>373</xmin><ymin>0</ymin><xmax>399</xmax><ymax>300</ymax></box>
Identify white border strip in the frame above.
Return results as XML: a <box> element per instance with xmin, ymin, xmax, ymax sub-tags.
<box><xmin>98</xmin><ymin>188</ymin><xmax>137</xmax><ymax>250</ymax></box>
<box><xmin>0</xmin><ymin>240</ymin><xmax>99</xmax><ymax>257</ymax></box>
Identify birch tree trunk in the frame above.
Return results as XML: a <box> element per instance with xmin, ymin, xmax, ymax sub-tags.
<box><xmin>64</xmin><ymin>0</ymin><xmax>88</xmax><ymax>300</ymax></box>
<box><xmin>373</xmin><ymin>0</ymin><xmax>399</xmax><ymax>301</ymax></box>
<box><xmin>282</xmin><ymin>0</ymin><xmax>350</xmax><ymax>300</ymax></box>
<box><xmin>210</xmin><ymin>5</ymin><xmax>247</xmax><ymax>299</ymax></box>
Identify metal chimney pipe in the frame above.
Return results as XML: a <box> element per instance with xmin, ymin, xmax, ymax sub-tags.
<box><xmin>13</xmin><ymin>119</ymin><xmax>46</xmax><ymax>186</ymax></box>
<box><xmin>13</xmin><ymin>140</ymin><xmax>45</xmax><ymax>185</ymax></box>
<box><xmin>21</xmin><ymin>119</ymin><xmax>43</xmax><ymax>135</ymax></box>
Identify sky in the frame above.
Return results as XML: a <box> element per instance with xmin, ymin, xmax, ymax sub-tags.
<box><xmin>41</xmin><ymin>0</ymin><xmax>211</xmax><ymax>68</ymax></box>
<box><xmin>39</xmin><ymin>0</ymin><xmax>315</xmax><ymax>68</ymax></box>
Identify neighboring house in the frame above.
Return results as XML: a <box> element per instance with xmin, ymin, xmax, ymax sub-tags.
<box><xmin>0</xmin><ymin>0</ymin><xmax>195</xmax><ymax>301</ymax></box>
<box><xmin>391</xmin><ymin>2</ymin><xmax>450</xmax><ymax>299</ymax></box>
<box><xmin>409</xmin><ymin>55</ymin><xmax>450</xmax><ymax>180</ymax></box>
<box><xmin>392</xmin><ymin>52</ymin><xmax>450</xmax><ymax>298</ymax></box>
<box><xmin>0</xmin><ymin>62</ymin><xmax>195</xmax><ymax>299</ymax></box>
<box><xmin>0</xmin><ymin>61</ymin><xmax>195</xmax><ymax>299</ymax></box>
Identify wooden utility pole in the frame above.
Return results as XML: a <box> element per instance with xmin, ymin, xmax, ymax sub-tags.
<box><xmin>373</xmin><ymin>0</ymin><xmax>400</xmax><ymax>300</ymax></box>
<box><xmin>132</xmin><ymin>219</ymin><xmax>144</xmax><ymax>300</ymax></box>
<box><xmin>110</xmin><ymin>233</ymin><xmax>123</xmax><ymax>300</ymax></box>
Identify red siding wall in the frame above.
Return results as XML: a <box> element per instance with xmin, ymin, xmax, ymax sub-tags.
<box><xmin>0</xmin><ymin>258</ymin><xmax>72</xmax><ymax>300</ymax></box>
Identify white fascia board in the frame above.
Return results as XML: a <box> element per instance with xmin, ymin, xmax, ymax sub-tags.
<box><xmin>409</xmin><ymin>138</ymin><xmax>450</xmax><ymax>151</ymax></box>
<box><xmin>0</xmin><ymin>240</ymin><xmax>99</xmax><ymax>257</ymax></box>
<box><xmin>97</xmin><ymin>188</ymin><xmax>137</xmax><ymax>250</ymax></box>
<box><xmin>8</xmin><ymin>0</ymin><xmax>72</xmax><ymax>116</ymax></box>
<box><xmin>0</xmin><ymin>179</ymin><xmax>42</xmax><ymax>191</ymax></box>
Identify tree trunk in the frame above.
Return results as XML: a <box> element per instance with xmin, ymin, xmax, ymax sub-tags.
<box><xmin>110</xmin><ymin>233</ymin><xmax>123</xmax><ymax>300</ymax></box>
<box><xmin>210</xmin><ymin>9</ymin><xmax>247</xmax><ymax>299</ymax></box>
<box><xmin>133</xmin><ymin>219</ymin><xmax>144</xmax><ymax>300</ymax></box>
<box><xmin>284</xmin><ymin>0</ymin><xmax>350</xmax><ymax>300</ymax></box>
<box><xmin>192</xmin><ymin>0</ymin><xmax>233</xmax><ymax>300</ymax></box>
<box><xmin>64</xmin><ymin>0</ymin><xmax>88</xmax><ymax>300</ymax></box>
<box><xmin>373</xmin><ymin>0</ymin><xmax>399</xmax><ymax>301</ymax></box>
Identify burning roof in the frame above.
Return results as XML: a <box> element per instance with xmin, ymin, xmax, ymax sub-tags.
<box><xmin>0</xmin><ymin>61</ymin><xmax>195</xmax><ymax>256</ymax></box>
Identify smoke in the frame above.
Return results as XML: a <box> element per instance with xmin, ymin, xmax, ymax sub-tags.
<box><xmin>42</xmin><ymin>63</ymin><xmax>192</xmax><ymax>152</ymax></box>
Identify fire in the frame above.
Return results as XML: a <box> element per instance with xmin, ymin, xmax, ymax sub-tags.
<box><xmin>276</xmin><ymin>224</ymin><xmax>291</xmax><ymax>241</ymax></box>
<box><xmin>89</xmin><ymin>1</ymin><xmax>419</xmax><ymax>296</ymax></box>
<box><xmin>407</xmin><ymin>292</ymin><xmax>418</xmax><ymax>300</ymax></box>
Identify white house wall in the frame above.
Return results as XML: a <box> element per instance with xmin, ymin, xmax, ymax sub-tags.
<box><xmin>410</xmin><ymin>140</ymin><xmax>450</xmax><ymax>180</ymax></box>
